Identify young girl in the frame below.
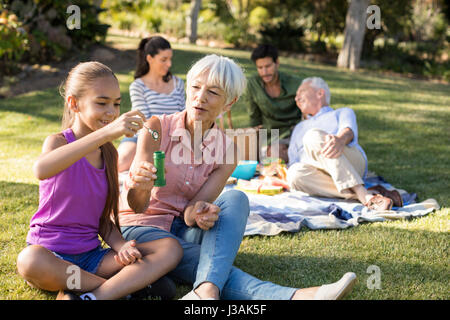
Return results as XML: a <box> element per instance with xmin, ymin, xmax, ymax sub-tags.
<box><xmin>16</xmin><ymin>61</ymin><xmax>183</xmax><ymax>300</ymax></box>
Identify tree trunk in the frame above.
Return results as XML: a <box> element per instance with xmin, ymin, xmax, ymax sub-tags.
<box><xmin>186</xmin><ymin>0</ymin><xmax>201</xmax><ymax>44</ymax></box>
<box><xmin>337</xmin><ymin>0</ymin><xmax>370</xmax><ymax>70</ymax></box>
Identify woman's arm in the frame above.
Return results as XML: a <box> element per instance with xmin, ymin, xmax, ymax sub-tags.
<box><xmin>126</xmin><ymin>116</ymin><xmax>162</xmax><ymax>213</ymax></box>
<box><xmin>183</xmin><ymin>143</ymin><xmax>238</xmax><ymax>228</ymax></box>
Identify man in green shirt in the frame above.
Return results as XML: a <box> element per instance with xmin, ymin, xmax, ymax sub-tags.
<box><xmin>245</xmin><ymin>44</ymin><xmax>302</xmax><ymax>161</ymax></box>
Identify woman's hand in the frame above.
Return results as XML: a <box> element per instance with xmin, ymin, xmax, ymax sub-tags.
<box><xmin>103</xmin><ymin>110</ymin><xmax>146</xmax><ymax>141</ymax></box>
<box><xmin>114</xmin><ymin>240</ymin><xmax>142</xmax><ymax>266</ymax></box>
<box><xmin>127</xmin><ymin>160</ymin><xmax>157</xmax><ymax>191</ymax></box>
<box><xmin>191</xmin><ymin>201</ymin><xmax>220</xmax><ymax>230</ymax></box>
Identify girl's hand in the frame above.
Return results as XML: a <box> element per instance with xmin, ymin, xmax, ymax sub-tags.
<box><xmin>104</xmin><ymin>110</ymin><xmax>146</xmax><ymax>140</ymax></box>
<box><xmin>127</xmin><ymin>161</ymin><xmax>157</xmax><ymax>191</ymax></box>
<box><xmin>114</xmin><ymin>240</ymin><xmax>142</xmax><ymax>266</ymax></box>
<box><xmin>193</xmin><ymin>201</ymin><xmax>220</xmax><ymax>231</ymax></box>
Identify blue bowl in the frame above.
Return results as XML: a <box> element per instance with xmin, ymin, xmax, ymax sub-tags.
<box><xmin>231</xmin><ymin>160</ymin><xmax>258</xmax><ymax>180</ymax></box>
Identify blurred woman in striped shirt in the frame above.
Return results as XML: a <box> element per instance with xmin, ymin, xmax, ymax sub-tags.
<box><xmin>118</xmin><ymin>36</ymin><xmax>185</xmax><ymax>172</ymax></box>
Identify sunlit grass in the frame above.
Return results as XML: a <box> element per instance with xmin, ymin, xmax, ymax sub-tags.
<box><xmin>0</xmin><ymin>33</ymin><xmax>448</xmax><ymax>300</ymax></box>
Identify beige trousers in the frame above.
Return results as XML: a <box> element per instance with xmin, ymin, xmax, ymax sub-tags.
<box><xmin>287</xmin><ymin>129</ymin><xmax>366</xmax><ymax>200</ymax></box>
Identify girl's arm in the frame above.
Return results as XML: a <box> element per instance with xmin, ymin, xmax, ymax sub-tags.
<box><xmin>33</xmin><ymin>110</ymin><xmax>145</xmax><ymax>180</ymax></box>
<box><xmin>100</xmin><ymin>222</ymin><xmax>127</xmax><ymax>252</ymax></box>
<box><xmin>100</xmin><ymin>222</ymin><xmax>142</xmax><ymax>266</ymax></box>
<box><xmin>126</xmin><ymin>116</ymin><xmax>162</xmax><ymax>213</ymax></box>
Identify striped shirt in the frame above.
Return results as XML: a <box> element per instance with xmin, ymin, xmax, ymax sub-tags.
<box><xmin>129</xmin><ymin>76</ymin><xmax>186</xmax><ymax>119</ymax></box>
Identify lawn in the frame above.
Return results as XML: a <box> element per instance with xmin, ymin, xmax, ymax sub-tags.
<box><xmin>0</xmin><ymin>33</ymin><xmax>448</xmax><ymax>300</ymax></box>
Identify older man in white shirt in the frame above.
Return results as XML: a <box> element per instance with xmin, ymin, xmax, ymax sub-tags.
<box><xmin>286</xmin><ymin>77</ymin><xmax>400</xmax><ymax>211</ymax></box>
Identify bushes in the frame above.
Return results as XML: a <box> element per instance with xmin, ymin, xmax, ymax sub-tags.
<box><xmin>100</xmin><ymin>0</ymin><xmax>189</xmax><ymax>39</ymax></box>
<box><xmin>366</xmin><ymin>41</ymin><xmax>450</xmax><ymax>81</ymax></box>
<box><xmin>259</xmin><ymin>21</ymin><xmax>305</xmax><ymax>52</ymax></box>
<box><xmin>0</xmin><ymin>0</ymin><xmax>109</xmax><ymax>73</ymax></box>
<box><xmin>0</xmin><ymin>10</ymin><xmax>28</xmax><ymax>74</ymax></box>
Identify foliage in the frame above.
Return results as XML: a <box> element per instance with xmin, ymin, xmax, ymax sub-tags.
<box><xmin>1</xmin><ymin>0</ymin><xmax>109</xmax><ymax>65</ymax></box>
<box><xmin>248</xmin><ymin>6</ymin><xmax>270</xmax><ymax>29</ymax></box>
<box><xmin>367</xmin><ymin>41</ymin><xmax>450</xmax><ymax>81</ymax></box>
<box><xmin>2</xmin><ymin>0</ymin><xmax>448</xmax><ymax>80</ymax></box>
<box><xmin>258</xmin><ymin>21</ymin><xmax>305</xmax><ymax>52</ymax></box>
<box><xmin>197</xmin><ymin>8</ymin><xmax>227</xmax><ymax>40</ymax></box>
<box><xmin>100</xmin><ymin>0</ymin><xmax>189</xmax><ymax>38</ymax></box>
<box><xmin>360</xmin><ymin>0</ymin><xmax>450</xmax><ymax>81</ymax></box>
<box><xmin>0</xmin><ymin>10</ymin><xmax>28</xmax><ymax>75</ymax></box>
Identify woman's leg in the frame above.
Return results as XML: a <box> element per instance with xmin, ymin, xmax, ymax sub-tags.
<box><xmin>171</xmin><ymin>190</ymin><xmax>350</xmax><ymax>300</ymax></box>
<box><xmin>221</xmin><ymin>268</ymin><xmax>358</xmax><ymax>300</ymax></box>
<box><xmin>171</xmin><ymin>189</ymin><xmax>250</xmax><ymax>299</ymax></box>
<box><xmin>16</xmin><ymin>245</ymin><xmax>106</xmax><ymax>293</ymax></box>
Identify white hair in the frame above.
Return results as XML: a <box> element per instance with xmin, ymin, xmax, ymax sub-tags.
<box><xmin>186</xmin><ymin>54</ymin><xmax>247</xmax><ymax>105</ymax></box>
<box><xmin>302</xmin><ymin>77</ymin><xmax>331</xmax><ymax>105</ymax></box>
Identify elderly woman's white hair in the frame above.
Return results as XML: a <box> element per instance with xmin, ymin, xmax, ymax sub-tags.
<box><xmin>186</xmin><ymin>54</ymin><xmax>247</xmax><ymax>105</ymax></box>
<box><xmin>302</xmin><ymin>77</ymin><xmax>331</xmax><ymax>106</ymax></box>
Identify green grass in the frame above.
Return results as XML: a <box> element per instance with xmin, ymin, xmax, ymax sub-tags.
<box><xmin>0</xmin><ymin>34</ymin><xmax>449</xmax><ymax>300</ymax></box>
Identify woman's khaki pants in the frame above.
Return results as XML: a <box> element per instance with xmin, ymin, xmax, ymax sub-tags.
<box><xmin>287</xmin><ymin>129</ymin><xmax>366</xmax><ymax>200</ymax></box>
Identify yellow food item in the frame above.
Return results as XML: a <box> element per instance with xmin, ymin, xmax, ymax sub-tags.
<box><xmin>235</xmin><ymin>179</ymin><xmax>284</xmax><ymax>195</ymax></box>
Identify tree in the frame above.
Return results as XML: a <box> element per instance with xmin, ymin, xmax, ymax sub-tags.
<box><xmin>186</xmin><ymin>0</ymin><xmax>201</xmax><ymax>43</ymax></box>
<box><xmin>337</xmin><ymin>0</ymin><xmax>371</xmax><ymax>70</ymax></box>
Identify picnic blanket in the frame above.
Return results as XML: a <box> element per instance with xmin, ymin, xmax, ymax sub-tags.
<box><xmin>222</xmin><ymin>173</ymin><xmax>440</xmax><ymax>236</ymax></box>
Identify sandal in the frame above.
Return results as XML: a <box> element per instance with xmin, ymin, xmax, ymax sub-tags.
<box><xmin>368</xmin><ymin>185</ymin><xmax>403</xmax><ymax>207</ymax></box>
<box><xmin>314</xmin><ymin>272</ymin><xmax>357</xmax><ymax>300</ymax></box>
<box><xmin>365</xmin><ymin>194</ymin><xmax>393</xmax><ymax>211</ymax></box>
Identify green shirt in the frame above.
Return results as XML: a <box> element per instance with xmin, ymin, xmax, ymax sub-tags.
<box><xmin>244</xmin><ymin>71</ymin><xmax>302</xmax><ymax>141</ymax></box>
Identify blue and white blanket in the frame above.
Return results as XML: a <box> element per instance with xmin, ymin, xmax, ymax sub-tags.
<box><xmin>223</xmin><ymin>174</ymin><xmax>440</xmax><ymax>236</ymax></box>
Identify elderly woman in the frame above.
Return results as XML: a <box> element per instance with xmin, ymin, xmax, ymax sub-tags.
<box><xmin>118</xmin><ymin>54</ymin><xmax>356</xmax><ymax>300</ymax></box>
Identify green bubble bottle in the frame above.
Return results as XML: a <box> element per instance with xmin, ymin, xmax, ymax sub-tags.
<box><xmin>153</xmin><ymin>151</ymin><xmax>166</xmax><ymax>187</ymax></box>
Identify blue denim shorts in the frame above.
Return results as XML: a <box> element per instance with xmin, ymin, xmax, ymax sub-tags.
<box><xmin>52</xmin><ymin>246</ymin><xmax>111</xmax><ymax>274</ymax></box>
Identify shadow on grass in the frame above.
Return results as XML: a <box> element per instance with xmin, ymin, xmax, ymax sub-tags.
<box><xmin>354</xmin><ymin>107</ymin><xmax>449</xmax><ymax>206</ymax></box>
<box><xmin>0</xmin><ymin>88</ymin><xmax>63</xmax><ymax>123</ymax></box>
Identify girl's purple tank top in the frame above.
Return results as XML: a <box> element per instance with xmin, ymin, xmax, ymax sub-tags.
<box><xmin>26</xmin><ymin>129</ymin><xmax>108</xmax><ymax>254</ymax></box>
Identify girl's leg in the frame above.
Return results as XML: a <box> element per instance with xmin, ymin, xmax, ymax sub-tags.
<box><xmin>17</xmin><ymin>245</ymin><xmax>106</xmax><ymax>292</ymax></box>
<box><xmin>89</xmin><ymin>237</ymin><xmax>182</xmax><ymax>300</ymax></box>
